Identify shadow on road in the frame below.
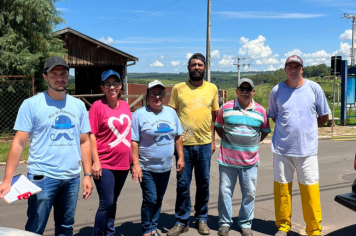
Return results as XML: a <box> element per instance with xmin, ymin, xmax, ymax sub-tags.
<box><xmin>326</xmin><ymin>224</ymin><xmax>356</xmax><ymax>236</ymax></box>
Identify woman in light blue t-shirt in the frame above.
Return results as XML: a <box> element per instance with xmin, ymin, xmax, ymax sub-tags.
<box><xmin>131</xmin><ymin>80</ymin><xmax>184</xmax><ymax>236</ymax></box>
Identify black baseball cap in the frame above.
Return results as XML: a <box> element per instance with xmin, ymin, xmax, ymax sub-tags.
<box><xmin>44</xmin><ymin>56</ymin><xmax>69</xmax><ymax>73</ymax></box>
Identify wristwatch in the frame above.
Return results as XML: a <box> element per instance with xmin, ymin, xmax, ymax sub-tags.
<box><xmin>84</xmin><ymin>173</ymin><xmax>92</xmax><ymax>177</ymax></box>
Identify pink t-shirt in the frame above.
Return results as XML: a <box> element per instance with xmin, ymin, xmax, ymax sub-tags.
<box><xmin>89</xmin><ymin>99</ymin><xmax>132</xmax><ymax>170</ymax></box>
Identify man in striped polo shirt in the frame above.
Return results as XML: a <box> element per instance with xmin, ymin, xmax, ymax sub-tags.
<box><xmin>215</xmin><ymin>78</ymin><xmax>270</xmax><ymax>236</ymax></box>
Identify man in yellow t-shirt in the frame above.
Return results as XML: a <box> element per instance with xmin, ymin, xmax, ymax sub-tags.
<box><xmin>167</xmin><ymin>53</ymin><xmax>219</xmax><ymax>236</ymax></box>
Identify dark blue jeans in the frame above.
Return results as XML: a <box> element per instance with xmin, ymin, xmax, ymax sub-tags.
<box><xmin>175</xmin><ymin>143</ymin><xmax>212</xmax><ymax>226</ymax></box>
<box><xmin>26</xmin><ymin>173</ymin><xmax>80</xmax><ymax>236</ymax></box>
<box><xmin>92</xmin><ymin>169</ymin><xmax>129</xmax><ymax>236</ymax></box>
<box><xmin>140</xmin><ymin>170</ymin><xmax>171</xmax><ymax>234</ymax></box>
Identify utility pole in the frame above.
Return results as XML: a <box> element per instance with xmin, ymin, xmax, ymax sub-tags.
<box><xmin>206</xmin><ymin>0</ymin><xmax>211</xmax><ymax>82</ymax></box>
<box><xmin>343</xmin><ymin>13</ymin><xmax>356</xmax><ymax>66</ymax></box>
<box><xmin>233</xmin><ymin>56</ymin><xmax>250</xmax><ymax>84</ymax></box>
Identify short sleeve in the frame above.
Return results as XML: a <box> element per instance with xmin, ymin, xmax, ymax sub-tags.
<box><xmin>314</xmin><ymin>84</ymin><xmax>331</xmax><ymax>116</ymax></box>
<box><xmin>268</xmin><ymin>86</ymin><xmax>278</xmax><ymax>119</ymax></box>
<box><xmin>79</xmin><ymin>102</ymin><xmax>91</xmax><ymax>134</ymax></box>
<box><xmin>261</xmin><ymin>109</ymin><xmax>271</xmax><ymax>133</ymax></box>
<box><xmin>215</xmin><ymin>105</ymin><xmax>224</xmax><ymax>128</ymax></box>
<box><xmin>211</xmin><ymin>86</ymin><xmax>219</xmax><ymax>111</ymax></box>
<box><xmin>174</xmin><ymin>111</ymin><xmax>183</xmax><ymax>136</ymax></box>
<box><xmin>89</xmin><ymin>103</ymin><xmax>99</xmax><ymax>135</ymax></box>
<box><xmin>13</xmin><ymin>100</ymin><xmax>33</xmax><ymax>132</ymax></box>
<box><xmin>131</xmin><ymin>111</ymin><xmax>141</xmax><ymax>142</ymax></box>
<box><xmin>168</xmin><ymin>86</ymin><xmax>179</xmax><ymax>110</ymax></box>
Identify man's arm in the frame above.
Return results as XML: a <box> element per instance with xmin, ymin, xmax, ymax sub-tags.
<box><xmin>317</xmin><ymin>114</ymin><xmax>329</xmax><ymax>127</ymax></box>
<box><xmin>131</xmin><ymin>141</ymin><xmax>142</xmax><ymax>182</ymax></box>
<box><xmin>80</xmin><ymin>133</ymin><xmax>93</xmax><ymax>200</ymax></box>
<box><xmin>89</xmin><ymin>133</ymin><xmax>102</xmax><ymax>180</ymax></box>
<box><xmin>211</xmin><ymin>111</ymin><xmax>217</xmax><ymax>154</ymax></box>
<box><xmin>260</xmin><ymin>132</ymin><xmax>269</xmax><ymax>142</ymax></box>
<box><xmin>215</xmin><ymin>127</ymin><xmax>223</xmax><ymax>138</ymax></box>
<box><xmin>175</xmin><ymin>135</ymin><xmax>184</xmax><ymax>174</ymax></box>
<box><xmin>0</xmin><ymin>131</ymin><xmax>30</xmax><ymax>199</ymax></box>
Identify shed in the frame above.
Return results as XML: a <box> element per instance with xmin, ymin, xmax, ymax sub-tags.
<box><xmin>55</xmin><ymin>27</ymin><xmax>138</xmax><ymax>97</ymax></box>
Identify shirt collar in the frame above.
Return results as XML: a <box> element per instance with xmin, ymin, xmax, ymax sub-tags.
<box><xmin>234</xmin><ymin>98</ymin><xmax>255</xmax><ymax>110</ymax></box>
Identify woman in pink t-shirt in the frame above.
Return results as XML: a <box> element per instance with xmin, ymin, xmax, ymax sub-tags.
<box><xmin>89</xmin><ymin>70</ymin><xmax>132</xmax><ymax>236</ymax></box>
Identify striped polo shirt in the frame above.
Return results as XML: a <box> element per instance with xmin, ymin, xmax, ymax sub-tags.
<box><xmin>215</xmin><ymin>98</ymin><xmax>270</xmax><ymax>168</ymax></box>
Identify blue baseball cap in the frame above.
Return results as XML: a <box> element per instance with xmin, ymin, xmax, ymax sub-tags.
<box><xmin>101</xmin><ymin>70</ymin><xmax>121</xmax><ymax>82</ymax></box>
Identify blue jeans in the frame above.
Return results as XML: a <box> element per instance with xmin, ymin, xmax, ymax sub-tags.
<box><xmin>218</xmin><ymin>165</ymin><xmax>258</xmax><ymax>229</ymax></box>
<box><xmin>175</xmin><ymin>143</ymin><xmax>211</xmax><ymax>226</ymax></box>
<box><xmin>92</xmin><ymin>169</ymin><xmax>129</xmax><ymax>236</ymax></box>
<box><xmin>140</xmin><ymin>170</ymin><xmax>171</xmax><ymax>234</ymax></box>
<box><xmin>25</xmin><ymin>173</ymin><xmax>80</xmax><ymax>236</ymax></box>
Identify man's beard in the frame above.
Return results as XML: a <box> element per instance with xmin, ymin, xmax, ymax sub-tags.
<box><xmin>189</xmin><ymin>69</ymin><xmax>205</xmax><ymax>81</ymax></box>
<box><xmin>47</xmin><ymin>82</ymin><xmax>67</xmax><ymax>92</ymax></box>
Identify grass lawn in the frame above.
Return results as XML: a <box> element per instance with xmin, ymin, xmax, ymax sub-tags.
<box><xmin>0</xmin><ymin>141</ymin><xmax>30</xmax><ymax>163</ymax></box>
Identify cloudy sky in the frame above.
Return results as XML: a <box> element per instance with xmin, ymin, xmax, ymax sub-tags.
<box><xmin>55</xmin><ymin>0</ymin><xmax>356</xmax><ymax>73</ymax></box>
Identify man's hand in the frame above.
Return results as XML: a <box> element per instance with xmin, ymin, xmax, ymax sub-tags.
<box><xmin>211</xmin><ymin>142</ymin><xmax>216</xmax><ymax>154</ymax></box>
<box><xmin>177</xmin><ymin>158</ymin><xmax>185</xmax><ymax>174</ymax></box>
<box><xmin>131</xmin><ymin>164</ymin><xmax>143</xmax><ymax>183</ymax></box>
<box><xmin>0</xmin><ymin>182</ymin><xmax>11</xmax><ymax>199</ymax></box>
<box><xmin>82</xmin><ymin>176</ymin><xmax>93</xmax><ymax>200</ymax></box>
<box><xmin>91</xmin><ymin>161</ymin><xmax>102</xmax><ymax>180</ymax></box>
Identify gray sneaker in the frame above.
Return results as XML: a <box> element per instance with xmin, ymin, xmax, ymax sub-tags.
<box><xmin>217</xmin><ymin>226</ymin><xmax>229</xmax><ymax>236</ymax></box>
<box><xmin>241</xmin><ymin>228</ymin><xmax>253</xmax><ymax>236</ymax></box>
<box><xmin>275</xmin><ymin>231</ymin><xmax>287</xmax><ymax>236</ymax></box>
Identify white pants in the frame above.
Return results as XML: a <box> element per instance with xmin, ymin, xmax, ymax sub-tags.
<box><xmin>273</xmin><ymin>153</ymin><xmax>319</xmax><ymax>185</ymax></box>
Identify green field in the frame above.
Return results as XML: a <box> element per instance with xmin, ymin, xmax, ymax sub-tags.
<box><xmin>0</xmin><ymin>141</ymin><xmax>29</xmax><ymax>162</ymax></box>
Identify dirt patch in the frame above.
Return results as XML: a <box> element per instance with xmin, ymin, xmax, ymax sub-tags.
<box><xmin>318</xmin><ymin>125</ymin><xmax>356</xmax><ymax>137</ymax></box>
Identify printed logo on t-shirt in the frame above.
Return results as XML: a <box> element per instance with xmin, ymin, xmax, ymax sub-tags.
<box><xmin>108</xmin><ymin>114</ymin><xmax>131</xmax><ymax>148</ymax></box>
<box><xmin>50</xmin><ymin>115</ymin><xmax>75</xmax><ymax>141</ymax></box>
<box><xmin>149</xmin><ymin>120</ymin><xmax>176</xmax><ymax>146</ymax></box>
<box><xmin>186</xmin><ymin>96</ymin><xmax>209</xmax><ymax>110</ymax></box>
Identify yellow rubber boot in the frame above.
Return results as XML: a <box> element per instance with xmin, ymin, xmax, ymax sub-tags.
<box><xmin>299</xmin><ymin>182</ymin><xmax>322</xmax><ymax>236</ymax></box>
<box><xmin>274</xmin><ymin>181</ymin><xmax>293</xmax><ymax>233</ymax></box>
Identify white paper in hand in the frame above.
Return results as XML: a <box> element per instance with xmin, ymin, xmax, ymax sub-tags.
<box><xmin>1</xmin><ymin>174</ymin><xmax>42</xmax><ymax>204</ymax></box>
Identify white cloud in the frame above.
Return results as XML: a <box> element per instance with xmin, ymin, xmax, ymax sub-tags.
<box><xmin>150</xmin><ymin>61</ymin><xmax>164</xmax><ymax>67</ymax></box>
<box><xmin>174</xmin><ymin>68</ymin><xmax>178</xmax><ymax>72</ymax></box>
<box><xmin>254</xmin><ymin>58</ymin><xmax>280</xmax><ymax>65</ymax></box>
<box><xmin>98</xmin><ymin>36</ymin><xmax>114</xmax><ymax>45</ymax></box>
<box><xmin>266</xmin><ymin>65</ymin><xmax>277</xmax><ymax>71</ymax></box>
<box><xmin>284</xmin><ymin>49</ymin><xmax>303</xmax><ymax>57</ymax></box>
<box><xmin>186</xmin><ymin>53</ymin><xmax>193</xmax><ymax>60</ymax></box>
<box><xmin>303</xmin><ymin>50</ymin><xmax>330</xmax><ymax>58</ymax></box>
<box><xmin>215</xmin><ymin>11</ymin><xmax>325</xmax><ymax>19</ymax></box>
<box><xmin>339</xmin><ymin>29</ymin><xmax>353</xmax><ymax>41</ymax></box>
<box><xmin>160</xmin><ymin>55</ymin><xmax>165</xmax><ymax>60</ymax></box>
<box><xmin>171</xmin><ymin>61</ymin><xmax>180</xmax><ymax>67</ymax></box>
<box><xmin>218</xmin><ymin>55</ymin><xmax>234</xmax><ymax>67</ymax></box>
<box><xmin>211</xmin><ymin>50</ymin><xmax>220</xmax><ymax>59</ymax></box>
<box><xmin>238</xmin><ymin>35</ymin><xmax>272</xmax><ymax>58</ymax></box>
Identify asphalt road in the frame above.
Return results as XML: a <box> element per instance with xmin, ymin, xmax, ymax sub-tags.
<box><xmin>0</xmin><ymin>139</ymin><xmax>355</xmax><ymax>236</ymax></box>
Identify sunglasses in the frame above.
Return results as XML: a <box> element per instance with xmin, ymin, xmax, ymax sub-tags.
<box><xmin>102</xmin><ymin>82</ymin><xmax>121</xmax><ymax>89</ymax></box>
<box><xmin>237</xmin><ymin>87</ymin><xmax>253</xmax><ymax>92</ymax></box>
<box><xmin>150</xmin><ymin>93</ymin><xmax>165</xmax><ymax>98</ymax></box>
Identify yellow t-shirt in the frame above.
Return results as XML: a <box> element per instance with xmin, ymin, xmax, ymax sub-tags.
<box><xmin>168</xmin><ymin>81</ymin><xmax>219</xmax><ymax>145</ymax></box>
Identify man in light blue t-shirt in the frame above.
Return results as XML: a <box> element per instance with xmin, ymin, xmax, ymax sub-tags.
<box><xmin>268</xmin><ymin>55</ymin><xmax>330</xmax><ymax>236</ymax></box>
<box><xmin>0</xmin><ymin>57</ymin><xmax>93</xmax><ymax>235</ymax></box>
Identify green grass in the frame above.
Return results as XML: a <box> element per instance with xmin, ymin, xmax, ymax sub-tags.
<box><xmin>0</xmin><ymin>141</ymin><xmax>30</xmax><ymax>162</ymax></box>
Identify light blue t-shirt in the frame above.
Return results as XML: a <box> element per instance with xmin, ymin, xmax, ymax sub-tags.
<box><xmin>131</xmin><ymin>106</ymin><xmax>183</xmax><ymax>173</ymax></box>
<box><xmin>14</xmin><ymin>92</ymin><xmax>91</xmax><ymax>179</ymax></box>
<box><xmin>268</xmin><ymin>79</ymin><xmax>330</xmax><ymax>157</ymax></box>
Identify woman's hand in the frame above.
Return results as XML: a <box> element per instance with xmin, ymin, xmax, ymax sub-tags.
<box><xmin>91</xmin><ymin>161</ymin><xmax>102</xmax><ymax>180</ymax></box>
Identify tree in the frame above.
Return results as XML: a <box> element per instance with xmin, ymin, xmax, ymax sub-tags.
<box><xmin>0</xmin><ymin>0</ymin><xmax>66</xmax><ymax>90</ymax></box>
